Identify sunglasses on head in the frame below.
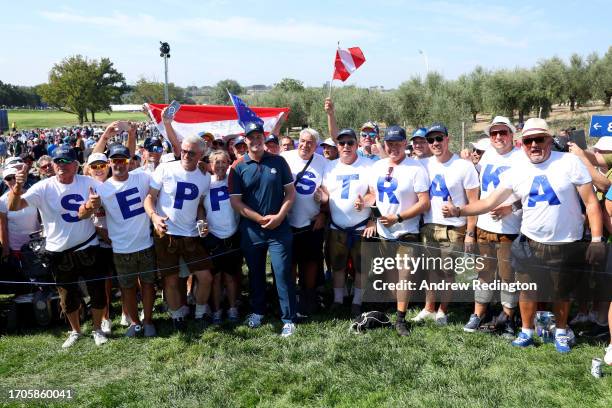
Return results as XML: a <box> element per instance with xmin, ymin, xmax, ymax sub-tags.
<box><xmin>337</xmin><ymin>140</ymin><xmax>356</xmax><ymax>147</ymax></box>
<box><xmin>522</xmin><ymin>136</ymin><xmax>546</xmax><ymax>145</ymax></box>
<box><xmin>89</xmin><ymin>163</ymin><xmax>108</xmax><ymax>170</ymax></box>
<box><xmin>426</xmin><ymin>135</ymin><xmax>445</xmax><ymax>144</ymax></box>
<box><xmin>110</xmin><ymin>158</ymin><xmax>130</xmax><ymax>165</ymax></box>
<box><xmin>489</xmin><ymin>129</ymin><xmax>509</xmax><ymax>137</ymax></box>
<box><xmin>360</xmin><ymin>132</ymin><xmax>377</xmax><ymax>139</ymax></box>
<box><xmin>54</xmin><ymin>158</ymin><xmax>74</xmax><ymax>165</ymax></box>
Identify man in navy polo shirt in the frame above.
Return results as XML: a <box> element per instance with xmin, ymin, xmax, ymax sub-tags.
<box><xmin>229</xmin><ymin>121</ymin><xmax>298</xmax><ymax>337</ymax></box>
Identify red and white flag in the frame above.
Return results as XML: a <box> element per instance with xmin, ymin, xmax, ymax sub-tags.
<box><xmin>333</xmin><ymin>47</ymin><xmax>366</xmax><ymax>82</ymax></box>
<box><xmin>144</xmin><ymin>103</ymin><xmax>290</xmax><ymax>141</ymax></box>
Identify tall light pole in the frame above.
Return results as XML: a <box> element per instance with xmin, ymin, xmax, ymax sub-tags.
<box><xmin>160</xmin><ymin>42</ymin><xmax>171</xmax><ymax>104</ymax></box>
<box><xmin>418</xmin><ymin>49</ymin><xmax>429</xmax><ymax>77</ymax></box>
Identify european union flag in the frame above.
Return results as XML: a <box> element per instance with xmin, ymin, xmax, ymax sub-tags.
<box><xmin>228</xmin><ymin>91</ymin><xmax>264</xmax><ymax>130</ymax></box>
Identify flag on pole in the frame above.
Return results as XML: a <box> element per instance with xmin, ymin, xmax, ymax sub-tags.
<box><xmin>144</xmin><ymin>103</ymin><xmax>290</xmax><ymax>141</ymax></box>
<box><xmin>227</xmin><ymin>91</ymin><xmax>264</xmax><ymax>129</ymax></box>
<box><xmin>333</xmin><ymin>47</ymin><xmax>366</xmax><ymax>82</ymax></box>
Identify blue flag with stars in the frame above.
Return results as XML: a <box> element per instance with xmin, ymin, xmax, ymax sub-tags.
<box><xmin>228</xmin><ymin>90</ymin><xmax>264</xmax><ymax>130</ymax></box>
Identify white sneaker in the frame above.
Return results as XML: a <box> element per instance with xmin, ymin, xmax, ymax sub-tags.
<box><xmin>435</xmin><ymin>311</ymin><xmax>448</xmax><ymax>326</ymax></box>
<box><xmin>280</xmin><ymin>323</ymin><xmax>296</xmax><ymax>337</ymax></box>
<box><xmin>92</xmin><ymin>329</ymin><xmax>109</xmax><ymax>346</ymax></box>
<box><xmin>101</xmin><ymin>318</ymin><xmax>112</xmax><ymax>336</ymax></box>
<box><xmin>62</xmin><ymin>331</ymin><xmax>83</xmax><ymax>349</ymax></box>
<box><xmin>569</xmin><ymin>312</ymin><xmax>589</xmax><ymax>325</ymax></box>
<box><xmin>604</xmin><ymin>344</ymin><xmax>612</xmax><ymax>366</ymax></box>
<box><xmin>411</xmin><ymin>309</ymin><xmax>436</xmax><ymax>322</ymax></box>
<box><xmin>120</xmin><ymin>313</ymin><xmax>132</xmax><ymax>327</ymax></box>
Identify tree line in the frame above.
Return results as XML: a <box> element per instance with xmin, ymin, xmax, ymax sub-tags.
<box><xmin>2</xmin><ymin>47</ymin><xmax>611</xmax><ymax>128</ymax></box>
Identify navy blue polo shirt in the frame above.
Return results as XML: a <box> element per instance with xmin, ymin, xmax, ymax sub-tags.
<box><xmin>229</xmin><ymin>152</ymin><xmax>293</xmax><ymax>228</ymax></box>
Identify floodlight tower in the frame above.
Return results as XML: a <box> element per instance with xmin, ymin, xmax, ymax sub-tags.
<box><xmin>160</xmin><ymin>42</ymin><xmax>171</xmax><ymax>104</ymax></box>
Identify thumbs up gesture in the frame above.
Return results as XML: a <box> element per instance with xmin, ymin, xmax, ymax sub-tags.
<box><xmin>441</xmin><ymin>196</ymin><xmax>460</xmax><ymax>218</ymax></box>
<box><xmin>87</xmin><ymin>186</ymin><xmax>101</xmax><ymax>211</ymax></box>
<box><xmin>354</xmin><ymin>193</ymin><xmax>365</xmax><ymax>211</ymax></box>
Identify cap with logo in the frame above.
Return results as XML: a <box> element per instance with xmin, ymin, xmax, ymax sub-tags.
<box><xmin>144</xmin><ymin>136</ymin><xmax>164</xmax><ymax>152</ymax></box>
<box><xmin>52</xmin><ymin>144</ymin><xmax>77</xmax><ymax>162</ymax></box>
<box><xmin>244</xmin><ymin>121</ymin><xmax>264</xmax><ymax>136</ymax></box>
<box><xmin>265</xmin><ymin>135</ymin><xmax>279</xmax><ymax>144</ymax></box>
<box><xmin>360</xmin><ymin>121</ymin><xmax>379</xmax><ymax>134</ymax></box>
<box><xmin>425</xmin><ymin>123</ymin><xmax>448</xmax><ymax>137</ymax></box>
<box><xmin>384</xmin><ymin>125</ymin><xmax>407</xmax><ymax>142</ymax></box>
<box><xmin>234</xmin><ymin>136</ymin><xmax>246</xmax><ymax>146</ymax></box>
<box><xmin>108</xmin><ymin>144</ymin><xmax>131</xmax><ymax>159</ymax></box>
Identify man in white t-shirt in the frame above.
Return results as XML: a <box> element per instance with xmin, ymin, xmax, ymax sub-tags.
<box><xmin>463</xmin><ymin>116</ymin><xmax>523</xmax><ymax>337</ymax></box>
<box><xmin>97</xmin><ymin>144</ymin><xmax>157</xmax><ymax>338</ymax></box>
<box><xmin>363</xmin><ymin>125</ymin><xmax>430</xmax><ymax>336</ymax></box>
<box><xmin>7</xmin><ymin>145</ymin><xmax>109</xmax><ymax>348</ymax></box>
<box><xmin>414</xmin><ymin>123</ymin><xmax>480</xmax><ymax>325</ymax></box>
<box><xmin>443</xmin><ymin>118</ymin><xmax>604</xmax><ymax>353</ymax></box>
<box><xmin>281</xmin><ymin>128</ymin><xmax>327</xmax><ymax>315</ymax></box>
<box><xmin>144</xmin><ymin>134</ymin><xmax>213</xmax><ymax>332</ymax></box>
<box><xmin>319</xmin><ymin>128</ymin><xmax>376</xmax><ymax>317</ymax></box>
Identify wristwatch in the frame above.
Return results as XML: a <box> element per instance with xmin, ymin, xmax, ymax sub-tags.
<box><xmin>396</xmin><ymin>214</ymin><xmax>403</xmax><ymax>223</ymax></box>
<box><xmin>466</xmin><ymin>231</ymin><xmax>476</xmax><ymax>238</ymax></box>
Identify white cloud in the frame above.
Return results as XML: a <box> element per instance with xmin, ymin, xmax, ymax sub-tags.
<box><xmin>39</xmin><ymin>10</ymin><xmax>377</xmax><ymax>46</ymax></box>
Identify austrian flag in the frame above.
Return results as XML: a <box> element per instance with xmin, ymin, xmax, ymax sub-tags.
<box><xmin>333</xmin><ymin>47</ymin><xmax>366</xmax><ymax>82</ymax></box>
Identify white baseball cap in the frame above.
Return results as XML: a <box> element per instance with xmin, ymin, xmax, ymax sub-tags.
<box><xmin>593</xmin><ymin>137</ymin><xmax>612</xmax><ymax>152</ymax></box>
<box><xmin>87</xmin><ymin>152</ymin><xmax>108</xmax><ymax>165</ymax></box>
<box><xmin>320</xmin><ymin>138</ymin><xmax>336</xmax><ymax>148</ymax></box>
<box><xmin>470</xmin><ymin>138</ymin><xmax>491</xmax><ymax>152</ymax></box>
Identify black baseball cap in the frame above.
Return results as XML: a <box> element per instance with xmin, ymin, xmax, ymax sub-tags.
<box><xmin>244</xmin><ymin>122</ymin><xmax>264</xmax><ymax>136</ymax></box>
<box><xmin>52</xmin><ymin>144</ymin><xmax>77</xmax><ymax>162</ymax></box>
<box><xmin>337</xmin><ymin>128</ymin><xmax>357</xmax><ymax>140</ymax></box>
<box><xmin>108</xmin><ymin>144</ymin><xmax>130</xmax><ymax>159</ymax></box>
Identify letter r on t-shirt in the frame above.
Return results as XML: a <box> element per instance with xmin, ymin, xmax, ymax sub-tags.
<box><xmin>174</xmin><ymin>182</ymin><xmax>199</xmax><ymax>209</ymax></box>
<box><xmin>116</xmin><ymin>187</ymin><xmax>145</xmax><ymax>219</ymax></box>
<box><xmin>377</xmin><ymin>177</ymin><xmax>399</xmax><ymax>204</ymax></box>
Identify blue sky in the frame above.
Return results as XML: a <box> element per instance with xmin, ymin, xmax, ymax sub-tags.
<box><xmin>2</xmin><ymin>0</ymin><xmax>611</xmax><ymax>89</ymax></box>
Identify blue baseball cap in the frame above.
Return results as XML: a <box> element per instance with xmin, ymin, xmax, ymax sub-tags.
<box><xmin>144</xmin><ymin>137</ymin><xmax>163</xmax><ymax>153</ymax></box>
<box><xmin>425</xmin><ymin>123</ymin><xmax>448</xmax><ymax>137</ymax></box>
<box><xmin>244</xmin><ymin>122</ymin><xmax>264</xmax><ymax>136</ymax></box>
<box><xmin>410</xmin><ymin>127</ymin><xmax>428</xmax><ymax>140</ymax></box>
<box><xmin>384</xmin><ymin>125</ymin><xmax>406</xmax><ymax>142</ymax></box>
<box><xmin>108</xmin><ymin>144</ymin><xmax>130</xmax><ymax>159</ymax></box>
<box><xmin>337</xmin><ymin>128</ymin><xmax>357</xmax><ymax>140</ymax></box>
<box><xmin>234</xmin><ymin>136</ymin><xmax>246</xmax><ymax>146</ymax></box>
<box><xmin>265</xmin><ymin>135</ymin><xmax>279</xmax><ymax>144</ymax></box>
<box><xmin>52</xmin><ymin>144</ymin><xmax>77</xmax><ymax>162</ymax></box>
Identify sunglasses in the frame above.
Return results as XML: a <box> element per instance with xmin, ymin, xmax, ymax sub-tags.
<box><xmin>4</xmin><ymin>176</ymin><xmax>15</xmax><ymax>182</ymax></box>
<box><xmin>110</xmin><ymin>158</ymin><xmax>130</xmax><ymax>165</ymax></box>
<box><xmin>148</xmin><ymin>146</ymin><xmax>164</xmax><ymax>154</ymax></box>
<box><xmin>472</xmin><ymin>148</ymin><xmax>484</xmax><ymax>155</ymax></box>
<box><xmin>54</xmin><ymin>158</ymin><xmax>74</xmax><ymax>165</ymax></box>
<box><xmin>337</xmin><ymin>140</ymin><xmax>356</xmax><ymax>147</ymax></box>
<box><xmin>39</xmin><ymin>163</ymin><xmax>52</xmax><ymax>170</ymax></box>
<box><xmin>89</xmin><ymin>163</ymin><xmax>108</xmax><ymax>170</ymax></box>
<box><xmin>489</xmin><ymin>129</ymin><xmax>509</xmax><ymax>137</ymax></box>
<box><xmin>360</xmin><ymin>132</ymin><xmax>377</xmax><ymax>139</ymax></box>
<box><xmin>426</xmin><ymin>135</ymin><xmax>445</xmax><ymax>144</ymax></box>
<box><xmin>522</xmin><ymin>136</ymin><xmax>547</xmax><ymax>145</ymax></box>
<box><xmin>181</xmin><ymin>149</ymin><xmax>197</xmax><ymax>157</ymax></box>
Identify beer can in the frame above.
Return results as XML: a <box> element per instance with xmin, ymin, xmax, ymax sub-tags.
<box><xmin>196</xmin><ymin>219</ymin><xmax>207</xmax><ymax>237</ymax></box>
<box><xmin>591</xmin><ymin>358</ymin><xmax>603</xmax><ymax>378</ymax></box>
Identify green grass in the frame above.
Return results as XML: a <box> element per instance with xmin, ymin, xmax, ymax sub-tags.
<box><xmin>6</xmin><ymin>109</ymin><xmax>149</xmax><ymax>130</ymax></box>
<box><xmin>1</xmin><ymin>302</ymin><xmax>611</xmax><ymax>407</ymax></box>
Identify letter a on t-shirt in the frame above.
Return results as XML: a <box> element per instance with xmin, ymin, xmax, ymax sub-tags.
<box><xmin>429</xmin><ymin>174</ymin><xmax>450</xmax><ymax>201</ymax></box>
<box><xmin>527</xmin><ymin>175</ymin><xmax>561</xmax><ymax>207</ymax></box>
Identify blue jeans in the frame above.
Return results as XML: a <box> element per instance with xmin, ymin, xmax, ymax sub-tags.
<box><xmin>241</xmin><ymin>223</ymin><xmax>296</xmax><ymax>323</ymax></box>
